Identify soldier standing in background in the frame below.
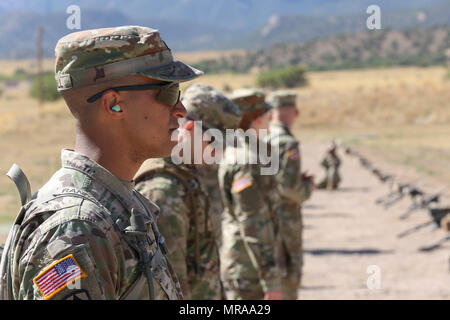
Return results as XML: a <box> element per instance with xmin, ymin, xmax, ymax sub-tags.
<box><xmin>265</xmin><ymin>90</ymin><xmax>314</xmax><ymax>300</ymax></box>
<box><xmin>0</xmin><ymin>26</ymin><xmax>202</xmax><ymax>300</ymax></box>
<box><xmin>317</xmin><ymin>142</ymin><xmax>341</xmax><ymax>190</ymax></box>
<box><xmin>134</xmin><ymin>84</ymin><xmax>241</xmax><ymax>299</ymax></box>
<box><xmin>219</xmin><ymin>88</ymin><xmax>282</xmax><ymax>300</ymax></box>
<box><xmin>197</xmin><ymin>163</ymin><xmax>226</xmax><ymax>299</ymax></box>
<box><xmin>197</xmin><ymin>164</ymin><xmax>224</xmax><ymax>250</ymax></box>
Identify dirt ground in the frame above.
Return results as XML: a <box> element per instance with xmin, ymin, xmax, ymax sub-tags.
<box><xmin>299</xmin><ymin>141</ymin><xmax>450</xmax><ymax>300</ymax></box>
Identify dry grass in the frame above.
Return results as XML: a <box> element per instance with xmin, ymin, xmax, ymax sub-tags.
<box><xmin>288</xmin><ymin>66</ymin><xmax>450</xmax><ymax>185</ymax></box>
<box><xmin>0</xmin><ymin>59</ymin><xmax>54</xmax><ymax>75</ymax></box>
<box><xmin>174</xmin><ymin>50</ymin><xmax>246</xmax><ymax>64</ymax></box>
<box><xmin>295</xmin><ymin>66</ymin><xmax>450</xmax><ymax>127</ymax></box>
<box><xmin>0</xmin><ymin>66</ymin><xmax>449</xmax><ymax>224</ymax></box>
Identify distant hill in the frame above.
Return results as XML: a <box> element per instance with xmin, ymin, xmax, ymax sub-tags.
<box><xmin>0</xmin><ymin>0</ymin><xmax>448</xmax><ymax>57</ymax></box>
<box><xmin>225</xmin><ymin>1</ymin><xmax>450</xmax><ymax>49</ymax></box>
<box><xmin>0</xmin><ymin>0</ymin><xmax>444</xmax><ymax>33</ymax></box>
<box><xmin>192</xmin><ymin>26</ymin><xmax>450</xmax><ymax>73</ymax></box>
<box><xmin>0</xmin><ymin>10</ymin><xmax>233</xmax><ymax>58</ymax></box>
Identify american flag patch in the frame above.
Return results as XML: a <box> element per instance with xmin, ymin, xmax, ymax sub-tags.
<box><xmin>232</xmin><ymin>175</ymin><xmax>253</xmax><ymax>193</ymax></box>
<box><xmin>286</xmin><ymin>149</ymin><xmax>300</xmax><ymax>161</ymax></box>
<box><xmin>33</xmin><ymin>254</ymin><xmax>86</xmax><ymax>300</ymax></box>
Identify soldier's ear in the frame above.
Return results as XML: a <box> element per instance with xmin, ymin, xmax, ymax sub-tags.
<box><xmin>100</xmin><ymin>90</ymin><xmax>124</xmax><ymax>119</ymax></box>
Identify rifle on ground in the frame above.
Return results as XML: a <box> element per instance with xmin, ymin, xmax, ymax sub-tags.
<box><xmin>375</xmin><ymin>181</ymin><xmax>403</xmax><ymax>204</ymax></box>
<box><xmin>382</xmin><ymin>183</ymin><xmax>411</xmax><ymax>209</ymax></box>
<box><xmin>397</xmin><ymin>207</ymin><xmax>450</xmax><ymax>238</ymax></box>
<box><xmin>399</xmin><ymin>192</ymin><xmax>440</xmax><ymax>220</ymax></box>
<box><xmin>418</xmin><ymin>235</ymin><xmax>450</xmax><ymax>252</ymax></box>
<box><xmin>378</xmin><ymin>173</ymin><xmax>393</xmax><ymax>183</ymax></box>
<box><xmin>359</xmin><ymin>157</ymin><xmax>371</xmax><ymax>169</ymax></box>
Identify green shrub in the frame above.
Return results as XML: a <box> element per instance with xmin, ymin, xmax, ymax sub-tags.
<box><xmin>30</xmin><ymin>72</ymin><xmax>61</xmax><ymax>102</ymax></box>
<box><xmin>14</xmin><ymin>68</ymin><xmax>28</xmax><ymax>80</ymax></box>
<box><xmin>256</xmin><ymin>65</ymin><xmax>307</xmax><ymax>88</ymax></box>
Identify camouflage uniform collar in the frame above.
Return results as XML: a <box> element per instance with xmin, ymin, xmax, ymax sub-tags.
<box><xmin>61</xmin><ymin>149</ymin><xmax>135</xmax><ymax>193</ymax></box>
<box><xmin>270</xmin><ymin>120</ymin><xmax>292</xmax><ymax>136</ymax></box>
<box><xmin>163</xmin><ymin>157</ymin><xmax>197</xmax><ymax>175</ymax></box>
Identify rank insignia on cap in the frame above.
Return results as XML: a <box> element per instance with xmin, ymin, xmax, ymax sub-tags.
<box><xmin>33</xmin><ymin>254</ymin><xmax>87</xmax><ymax>300</ymax></box>
<box><xmin>286</xmin><ymin>149</ymin><xmax>300</xmax><ymax>161</ymax></box>
<box><xmin>232</xmin><ymin>175</ymin><xmax>253</xmax><ymax>193</ymax></box>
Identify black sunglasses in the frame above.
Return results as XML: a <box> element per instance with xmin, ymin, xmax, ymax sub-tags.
<box><xmin>86</xmin><ymin>82</ymin><xmax>181</xmax><ymax>107</ymax></box>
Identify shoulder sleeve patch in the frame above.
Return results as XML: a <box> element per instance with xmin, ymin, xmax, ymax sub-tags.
<box><xmin>33</xmin><ymin>254</ymin><xmax>87</xmax><ymax>300</ymax></box>
<box><xmin>232</xmin><ymin>174</ymin><xmax>253</xmax><ymax>193</ymax></box>
<box><xmin>286</xmin><ymin>148</ymin><xmax>300</xmax><ymax>161</ymax></box>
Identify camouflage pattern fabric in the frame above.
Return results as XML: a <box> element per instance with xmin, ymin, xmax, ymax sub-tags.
<box><xmin>197</xmin><ymin>164</ymin><xmax>224</xmax><ymax>250</ymax></box>
<box><xmin>5</xmin><ymin>150</ymin><xmax>182</xmax><ymax>300</ymax></box>
<box><xmin>265</xmin><ymin>120</ymin><xmax>313</xmax><ymax>300</ymax></box>
<box><xmin>55</xmin><ymin>26</ymin><xmax>203</xmax><ymax>91</ymax></box>
<box><xmin>229</xmin><ymin>88</ymin><xmax>273</xmax><ymax>115</ymax></box>
<box><xmin>317</xmin><ymin>153</ymin><xmax>341</xmax><ymax>190</ymax></box>
<box><xmin>135</xmin><ymin>158</ymin><xmax>221</xmax><ymax>300</ymax></box>
<box><xmin>182</xmin><ymin>84</ymin><xmax>242</xmax><ymax>135</ymax></box>
<box><xmin>266</xmin><ymin>90</ymin><xmax>297</xmax><ymax>108</ymax></box>
<box><xmin>197</xmin><ymin>164</ymin><xmax>226</xmax><ymax>299</ymax></box>
<box><xmin>219</xmin><ymin>140</ymin><xmax>281</xmax><ymax>300</ymax></box>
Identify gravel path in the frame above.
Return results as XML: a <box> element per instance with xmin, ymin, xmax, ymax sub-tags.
<box><xmin>299</xmin><ymin>141</ymin><xmax>450</xmax><ymax>299</ymax></box>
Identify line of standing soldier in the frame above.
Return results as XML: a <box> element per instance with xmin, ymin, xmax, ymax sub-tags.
<box><xmin>0</xmin><ymin>25</ymin><xmax>314</xmax><ymax>300</ymax></box>
<box><xmin>134</xmin><ymin>86</ymin><xmax>315</xmax><ymax>300</ymax></box>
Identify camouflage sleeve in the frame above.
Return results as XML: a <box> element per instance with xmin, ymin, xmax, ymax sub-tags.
<box><xmin>13</xmin><ymin>204</ymin><xmax>136</xmax><ymax>300</ymax></box>
<box><xmin>135</xmin><ymin>175</ymin><xmax>191</xmax><ymax>298</ymax></box>
<box><xmin>276</xmin><ymin>141</ymin><xmax>312</xmax><ymax>205</ymax></box>
<box><xmin>230</xmin><ymin>165</ymin><xmax>281</xmax><ymax>293</ymax></box>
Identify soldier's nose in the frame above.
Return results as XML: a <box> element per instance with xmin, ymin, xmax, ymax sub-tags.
<box><xmin>173</xmin><ymin>100</ymin><xmax>187</xmax><ymax>119</ymax></box>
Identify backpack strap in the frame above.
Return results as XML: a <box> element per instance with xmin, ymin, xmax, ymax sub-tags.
<box><xmin>6</xmin><ymin>164</ymin><xmax>31</xmax><ymax>206</ymax></box>
<box><xmin>0</xmin><ymin>164</ymin><xmax>34</xmax><ymax>300</ymax></box>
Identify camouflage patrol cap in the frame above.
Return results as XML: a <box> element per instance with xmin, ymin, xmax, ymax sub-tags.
<box><xmin>182</xmin><ymin>83</ymin><xmax>241</xmax><ymax>134</ymax></box>
<box><xmin>229</xmin><ymin>88</ymin><xmax>272</xmax><ymax>116</ymax></box>
<box><xmin>266</xmin><ymin>90</ymin><xmax>297</xmax><ymax>108</ymax></box>
<box><xmin>54</xmin><ymin>26</ymin><xmax>203</xmax><ymax>91</ymax></box>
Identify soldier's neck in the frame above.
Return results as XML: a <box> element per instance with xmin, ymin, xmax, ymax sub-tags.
<box><xmin>74</xmin><ymin>129</ymin><xmax>139</xmax><ymax>182</ymax></box>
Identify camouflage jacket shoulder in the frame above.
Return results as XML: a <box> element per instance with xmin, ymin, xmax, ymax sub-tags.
<box><xmin>219</xmin><ymin>143</ymin><xmax>281</xmax><ymax>293</ymax></box>
<box><xmin>135</xmin><ymin>157</ymin><xmax>220</xmax><ymax>299</ymax></box>
<box><xmin>7</xmin><ymin>150</ymin><xmax>182</xmax><ymax>300</ymax></box>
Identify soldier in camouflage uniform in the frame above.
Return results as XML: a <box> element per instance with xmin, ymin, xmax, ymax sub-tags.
<box><xmin>317</xmin><ymin>142</ymin><xmax>341</xmax><ymax>190</ymax></box>
<box><xmin>219</xmin><ymin>88</ymin><xmax>282</xmax><ymax>300</ymax></box>
<box><xmin>197</xmin><ymin>164</ymin><xmax>224</xmax><ymax>250</ymax></box>
<box><xmin>134</xmin><ymin>84</ymin><xmax>241</xmax><ymax>299</ymax></box>
<box><xmin>265</xmin><ymin>90</ymin><xmax>314</xmax><ymax>300</ymax></box>
<box><xmin>0</xmin><ymin>26</ymin><xmax>203</xmax><ymax>300</ymax></box>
